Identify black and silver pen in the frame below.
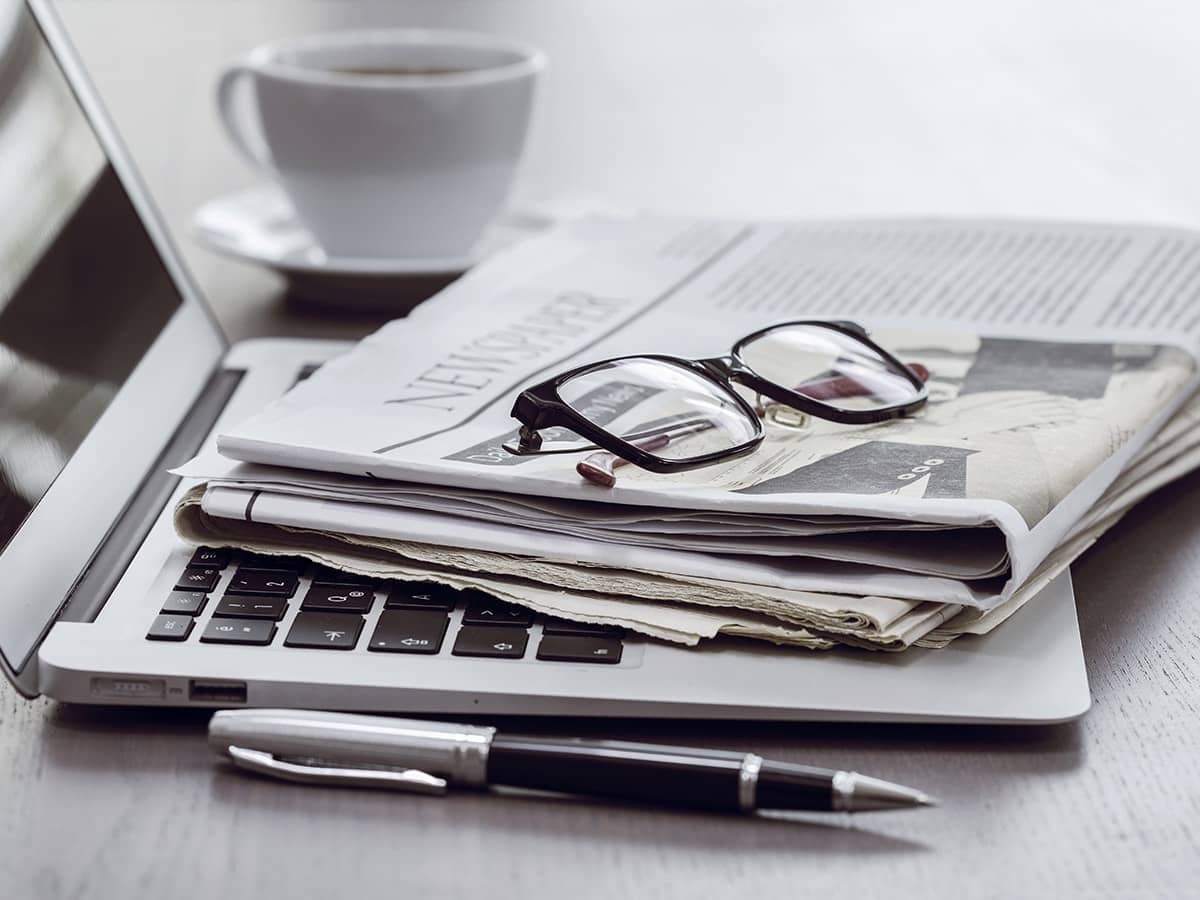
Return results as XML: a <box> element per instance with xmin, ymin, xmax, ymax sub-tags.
<box><xmin>209</xmin><ymin>709</ymin><xmax>935</xmax><ymax>814</ymax></box>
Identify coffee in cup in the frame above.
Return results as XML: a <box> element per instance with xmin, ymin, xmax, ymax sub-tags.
<box><xmin>216</xmin><ymin>29</ymin><xmax>545</xmax><ymax>259</ymax></box>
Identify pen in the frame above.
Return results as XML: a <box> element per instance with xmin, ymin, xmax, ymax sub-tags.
<box><xmin>209</xmin><ymin>709</ymin><xmax>936</xmax><ymax>814</ymax></box>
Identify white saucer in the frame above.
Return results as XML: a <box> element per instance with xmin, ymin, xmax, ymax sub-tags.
<box><xmin>190</xmin><ymin>185</ymin><xmax>554</xmax><ymax>307</ymax></box>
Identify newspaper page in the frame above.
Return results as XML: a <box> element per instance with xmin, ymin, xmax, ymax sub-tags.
<box><xmin>172</xmin><ymin>392</ymin><xmax>1200</xmax><ymax>651</ymax></box>
<box><xmin>182</xmin><ymin>218</ymin><xmax>1200</xmax><ymax>612</ymax></box>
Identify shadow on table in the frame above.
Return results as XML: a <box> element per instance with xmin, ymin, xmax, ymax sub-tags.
<box><xmin>282</xmin><ymin>271</ymin><xmax>456</xmax><ymax>317</ymax></box>
<box><xmin>1071</xmin><ymin>467</ymin><xmax>1200</xmax><ymax>659</ymax></box>
<box><xmin>45</xmin><ymin>703</ymin><xmax>212</xmax><ymax>735</ymax></box>
<box><xmin>33</xmin><ymin>679</ymin><xmax>1087</xmax><ymax>854</ymax></box>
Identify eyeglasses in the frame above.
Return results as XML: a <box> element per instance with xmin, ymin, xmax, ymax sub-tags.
<box><xmin>503</xmin><ymin>319</ymin><xmax>929</xmax><ymax>476</ymax></box>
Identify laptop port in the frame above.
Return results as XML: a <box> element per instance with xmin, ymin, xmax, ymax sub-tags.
<box><xmin>188</xmin><ymin>679</ymin><xmax>247</xmax><ymax>704</ymax></box>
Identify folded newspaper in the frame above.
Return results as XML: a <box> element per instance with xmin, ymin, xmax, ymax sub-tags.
<box><xmin>175</xmin><ymin>217</ymin><xmax>1200</xmax><ymax>651</ymax></box>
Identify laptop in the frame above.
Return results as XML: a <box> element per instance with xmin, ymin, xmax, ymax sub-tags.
<box><xmin>0</xmin><ymin>0</ymin><xmax>1090</xmax><ymax>722</ymax></box>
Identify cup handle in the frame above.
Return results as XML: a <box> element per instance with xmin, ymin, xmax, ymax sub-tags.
<box><xmin>216</xmin><ymin>63</ymin><xmax>271</xmax><ymax>172</ymax></box>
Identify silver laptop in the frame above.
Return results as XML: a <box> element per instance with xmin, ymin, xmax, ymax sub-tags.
<box><xmin>0</xmin><ymin>0</ymin><xmax>1090</xmax><ymax>722</ymax></box>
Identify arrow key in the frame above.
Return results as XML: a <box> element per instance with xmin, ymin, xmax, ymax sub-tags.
<box><xmin>368</xmin><ymin>610</ymin><xmax>449</xmax><ymax>654</ymax></box>
<box><xmin>452</xmin><ymin>625</ymin><xmax>528</xmax><ymax>659</ymax></box>
<box><xmin>462</xmin><ymin>594</ymin><xmax>534</xmax><ymax>628</ymax></box>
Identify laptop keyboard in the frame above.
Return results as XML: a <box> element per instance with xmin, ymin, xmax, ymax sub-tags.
<box><xmin>145</xmin><ymin>547</ymin><xmax>626</xmax><ymax>664</ymax></box>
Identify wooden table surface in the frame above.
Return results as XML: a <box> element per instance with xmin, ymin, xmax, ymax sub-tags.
<box><xmin>4</xmin><ymin>1</ymin><xmax>1200</xmax><ymax>896</ymax></box>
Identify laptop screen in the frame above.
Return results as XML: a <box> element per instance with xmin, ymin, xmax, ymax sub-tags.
<box><xmin>0</xmin><ymin>5</ymin><xmax>182</xmax><ymax>554</ymax></box>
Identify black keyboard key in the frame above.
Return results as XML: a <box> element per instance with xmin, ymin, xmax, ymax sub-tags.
<box><xmin>542</xmin><ymin>618</ymin><xmax>626</xmax><ymax>639</ymax></box>
<box><xmin>284</xmin><ymin>612</ymin><xmax>363</xmax><ymax>650</ymax></box>
<box><xmin>368</xmin><ymin>610</ymin><xmax>449</xmax><ymax>654</ymax></box>
<box><xmin>200</xmin><ymin>618</ymin><xmax>276</xmax><ymax>646</ymax></box>
<box><xmin>146</xmin><ymin>614</ymin><xmax>194</xmax><ymax>641</ymax></box>
<box><xmin>302</xmin><ymin>584</ymin><xmax>375</xmax><ymax>614</ymax></box>
<box><xmin>161</xmin><ymin>591</ymin><xmax>207</xmax><ymax>616</ymax></box>
<box><xmin>537</xmin><ymin>634</ymin><xmax>624</xmax><ymax>664</ymax></box>
<box><xmin>189</xmin><ymin>547</ymin><xmax>231</xmax><ymax>569</ymax></box>
<box><xmin>241</xmin><ymin>553</ymin><xmax>308</xmax><ymax>573</ymax></box>
<box><xmin>452</xmin><ymin>625</ymin><xmax>528</xmax><ymax>659</ymax></box>
<box><xmin>175</xmin><ymin>566</ymin><xmax>221</xmax><ymax>593</ymax></box>
<box><xmin>311</xmin><ymin>566</ymin><xmax>373</xmax><ymax>586</ymax></box>
<box><xmin>214</xmin><ymin>596</ymin><xmax>289</xmax><ymax>620</ymax></box>
<box><xmin>226</xmin><ymin>569</ymin><xmax>299</xmax><ymax>598</ymax></box>
<box><xmin>385</xmin><ymin>582</ymin><xmax>458</xmax><ymax>611</ymax></box>
<box><xmin>462</xmin><ymin>594</ymin><xmax>534</xmax><ymax>628</ymax></box>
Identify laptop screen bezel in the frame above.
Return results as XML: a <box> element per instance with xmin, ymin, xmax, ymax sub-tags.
<box><xmin>0</xmin><ymin>0</ymin><xmax>227</xmax><ymax>691</ymax></box>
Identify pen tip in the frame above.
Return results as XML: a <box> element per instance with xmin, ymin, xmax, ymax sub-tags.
<box><xmin>835</xmin><ymin>773</ymin><xmax>940</xmax><ymax>811</ymax></box>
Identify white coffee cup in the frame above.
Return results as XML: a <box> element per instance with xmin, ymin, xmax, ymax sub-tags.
<box><xmin>217</xmin><ymin>29</ymin><xmax>544</xmax><ymax>259</ymax></box>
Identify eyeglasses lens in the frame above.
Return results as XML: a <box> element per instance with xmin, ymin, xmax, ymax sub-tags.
<box><xmin>737</xmin><ymin>324</ymin><xmax>920</xmax><ymax>411</ymax></box>
<box><xmin>557</xmin><ymin>358</ymin><xmax>757</xmax><ymax>462</ymax></box>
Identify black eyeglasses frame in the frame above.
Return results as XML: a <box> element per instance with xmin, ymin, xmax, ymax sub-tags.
<box><xmin>506</xmin><ymin>319</ymin><xmax>928</xmax><ymax>474</ymax></box>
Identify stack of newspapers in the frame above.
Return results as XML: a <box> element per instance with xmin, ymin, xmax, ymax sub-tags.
<box><xmin>175</xmin><ymin>217</ymin><xmax>1200</xmax><ymax>651</ymax></box>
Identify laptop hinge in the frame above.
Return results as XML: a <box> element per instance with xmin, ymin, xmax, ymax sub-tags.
<box><xmin>4</xmin><ymin>366</ymin><xmax>244</xmax><ymax>697</ymax></box>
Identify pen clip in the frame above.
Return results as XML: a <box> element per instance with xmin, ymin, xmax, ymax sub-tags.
<box><xmin>225</xmin><ymin>745</ymin><xmax>449</xmax><ymax>795</ymax></box>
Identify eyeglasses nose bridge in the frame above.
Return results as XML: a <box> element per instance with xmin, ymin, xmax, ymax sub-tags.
<box><xmin>695</xmin><ymin>355</ymin><xmax>736</xmax><ymax>381</ymax></box>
